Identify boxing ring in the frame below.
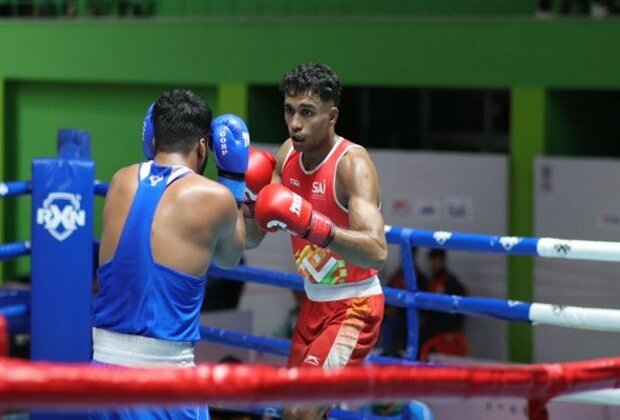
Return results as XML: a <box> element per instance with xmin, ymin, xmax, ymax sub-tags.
<box><xmin>2</xmin><ymin>131</ymin><xmax>620</xmax><ymax>419</ymax></box>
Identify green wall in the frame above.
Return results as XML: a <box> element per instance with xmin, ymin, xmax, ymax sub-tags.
<box><xmin>0</xmin><ymin>19</ymin><xmax>618</xmax><ymax>88</ymax></box>
<box><xmin>1</xmin><ymin>17</ymin><xmax>618</xmax><ymax>362</ymax></box>
<box><xmin>2</xmin><ymin>81</ymin><xmax>216</xmax><ymax>277</ymax></box>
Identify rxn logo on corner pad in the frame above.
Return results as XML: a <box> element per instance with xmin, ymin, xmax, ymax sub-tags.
<box><xmin>36</xmin><ymin>192</ymin><xmax>86</xmax><ymax>241</ymax></box>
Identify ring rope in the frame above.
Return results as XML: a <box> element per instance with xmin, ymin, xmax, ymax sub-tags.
<box><xmin>94</xmin><ymin>180</ymin><xmax>109</xmax><ymax>196</ymax></box>
<box><xmin>0</xmin><ymin>317</ymin><xmax>8</xmax><ymax>358</ymax></box>
<box><xmin>200</xmin><ymin>325</ymin><xmax>290</xmax><ymax>357</ymax></box>
<box><xmin>0</xmin><ymin>290</ymin><xmax>30</xmax><ymax>302</ymax></box>
<box><xmin>556</xmin><ymin>389</ymin><xmax>620</xmax><ymax>406</ymax></box>
<box><xmin>200</xmin><ymin>324</ymin><xmax>416</xmax><ymax>366</ymax></box>
<box><xmin>0</xmin><ymin>241</ymin><xmax>31</xmax><ymax>261</ymax></box>
<box><xmin>0</xmin><ymin>305</ymin><xmax>29</xmax><ymax>319</ymax></box>
<box><xmin>0</xmin><ymin>181</ymin><xmax>31</xmax><ymax>198</ymax></box>
<box><xmin>5</xmin><ymin>179</ymin><xmax>620</xmax><ymax>263</ymax></box>
<box><xmin>387</xmin><ymin>225</ymin><xmax>620</xmax><ymax>262</ymax></box>
<box><xmin>0</xmin><ymin>357</ymin><xmax>618</xmax><ymax>408</ymax></box>
<box><xmin>211</xmin><ymin>265</ymin><xmax>620</xmax><ymax>333</ymax></box>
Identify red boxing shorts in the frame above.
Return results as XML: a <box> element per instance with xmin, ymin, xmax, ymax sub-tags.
<box><xmin>287</xmin><ymin>293</ymin><xmax>385</xmax><ymax>368</ymax></box>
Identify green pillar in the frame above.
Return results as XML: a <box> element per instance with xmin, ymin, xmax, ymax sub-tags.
<box><xmin>508</xmin><ymin>87</ymin><xmax>547</xmax><ymax>363</ymax></box>
<box><xmin>216</xmin><ymin>83</ymin><xmax>249</xmax><ymax>119</ymax></box>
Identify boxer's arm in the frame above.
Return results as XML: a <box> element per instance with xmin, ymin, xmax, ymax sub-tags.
<box><xmin>244</xmin><ymin>140</ymin><xmax>291</xmax><ymax>249</ymax></box>
<box><xmin>327</xmin><ymin>147</ymin><xmax>387</xmax><ymax>270</ymax></box>
<box><xmin>213</xmin><ymin>189</ymin><xmax>246</xmax><ymax>268</ymax></box>
<box><xmin>210</xmin><ymin>114</ymin><xmax>250</xmax><ymax>205</ymax></box>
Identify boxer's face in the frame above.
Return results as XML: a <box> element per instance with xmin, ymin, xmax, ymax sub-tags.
<box><xmin>284</xmin><ymin>90</ymin><xmax>338</xmax><ymax>154</ymax></box>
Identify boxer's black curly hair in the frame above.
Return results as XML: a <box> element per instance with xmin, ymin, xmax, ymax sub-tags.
<box><xmin>279</xmin><ymin>63</ymin><xmax>342</xmax><ymax>106</ymax></box>
<box><xmin>153</xmin><ymin>89</ymin><xmax>212</xmax><ymax>154</ymax></box>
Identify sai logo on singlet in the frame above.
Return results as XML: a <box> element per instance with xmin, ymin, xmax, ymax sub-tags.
<box><xmin>312</xmin><ymin>180</ymin><xmax>326</xmax><ymax>195</ymax></box>
<box><xmin>36</xmin><ymin>192</ymin><xmax>86</xmax><ymax>241</ymax></box>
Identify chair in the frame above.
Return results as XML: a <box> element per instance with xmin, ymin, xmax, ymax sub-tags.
<box><xmin>419</xmin><ymin>332</ymin><xmax>469</xmax><ymax>362</ymax></box>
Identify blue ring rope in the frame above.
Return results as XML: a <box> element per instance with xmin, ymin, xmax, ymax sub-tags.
<box><xmin>0</xmin><ymin>241</ymin><xmax>30</xmax><ymax>261</ymax></box>
<box><xmin>0</xmin><ymin>181</ymin><xmax>31</xmax><ymax>198</ymax></box>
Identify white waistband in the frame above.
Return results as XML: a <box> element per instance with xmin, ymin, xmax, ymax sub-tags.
<box><xmin>303</xmin><ymin>275</ymin><xmax>383</xmax><ymax>302</ymax></box>
<box><xmin>92</xmin><ymin>328</ymin><xmax>195</xmax><ymax>367</ymax></box>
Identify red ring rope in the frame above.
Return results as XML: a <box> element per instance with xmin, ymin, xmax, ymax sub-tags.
<box><xmin>0</xmin><ymin>356</ymin><xmax>618</xmax><ymax>410</ymax></box>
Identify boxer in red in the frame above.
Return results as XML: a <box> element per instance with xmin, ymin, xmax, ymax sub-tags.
<box><xmin>245</xmin><ymin>63</ymin><xmax>387</xmax><ymax>419</ymax></box>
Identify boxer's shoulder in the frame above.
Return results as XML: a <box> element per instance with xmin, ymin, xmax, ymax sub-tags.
<box><xmin>166</xmin><ymin>174</ymin><xmax>237</xmax><ymax>215</ymax></box>
<box><xmin>107</xmin><ymin>164</ymin><xmax>140</xmax><ymax>197</ymax></box>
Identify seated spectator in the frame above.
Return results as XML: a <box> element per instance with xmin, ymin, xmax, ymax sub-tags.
<box><xmin>418</xmin><ymin>249</ymin><xmax>468</xmax><ymax>347</ymax></box>
<box><xmin>378</xmin><ymin>247</ymin><xmax>425</xmax><ymax>357</ymax></box>
<box><xmin>536</xmin><ymin>0</ymin><xmax>612</xmax><ymax>18</ymax></box>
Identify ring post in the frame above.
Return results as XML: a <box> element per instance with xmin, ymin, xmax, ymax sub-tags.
<box><xmin>30</xmin><ymin>129</ymin><xmax>94</xmax><ymax>419</ymax></box>
<box><xmin>400</xmin><ymin>232</ymin><xmax>420</xmax><ymax>361</ymax></box>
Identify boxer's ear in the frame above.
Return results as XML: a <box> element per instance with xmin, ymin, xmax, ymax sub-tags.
<box><xmin>328</xmin><ymin>106</ymin><xmax>339</xmax><ymax>126</ymax></box>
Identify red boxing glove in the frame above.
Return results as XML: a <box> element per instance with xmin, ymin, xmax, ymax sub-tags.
<box><xmin>255</xmin><ymin>184</ymin><xmax>336</xmax><ymax>248</ymax></box>
<box><xmin>243</xmin><ymin>147</ymin><xmax>276</xmax><ymax>218</ymax></box>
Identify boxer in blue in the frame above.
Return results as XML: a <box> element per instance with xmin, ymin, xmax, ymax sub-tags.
<box><xmin>90</xmin><ymin>89</ymin><xmax>249</xmax><ymax>419</ymax></box>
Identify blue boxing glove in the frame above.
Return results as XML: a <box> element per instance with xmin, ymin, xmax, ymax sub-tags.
<box><xmin>142</xmin><ymin>102</ymin><xmax>155</xmax><ymax>160</ymax></box>
<box><xmin>210</xmin><ymin>114</ymin><xmax>250</xmax><ymax>205</ymax></box>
